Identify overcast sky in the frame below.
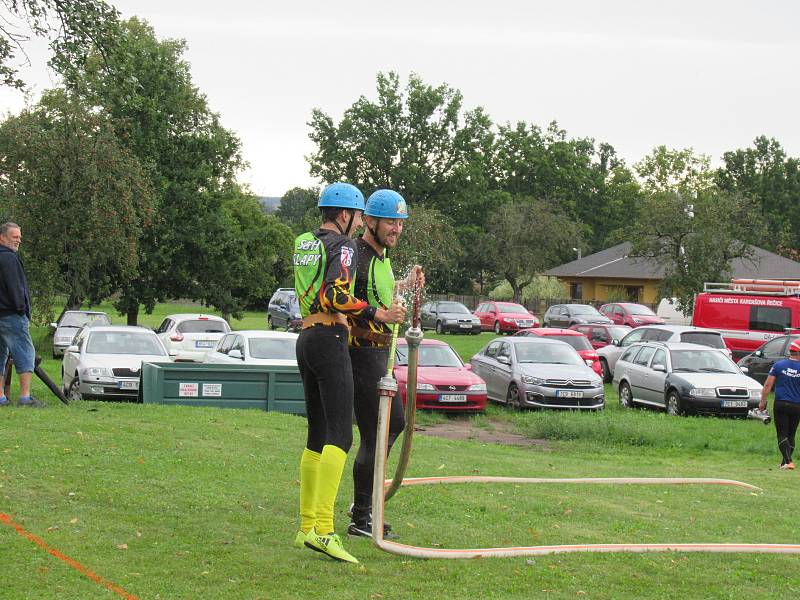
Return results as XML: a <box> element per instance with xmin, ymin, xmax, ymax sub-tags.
<box><xmin>1</xmin><ymin>1</ymin><xmax>798</xmax><ymax>197</ymax></box>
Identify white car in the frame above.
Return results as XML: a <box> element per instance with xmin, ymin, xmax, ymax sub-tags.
<box><xmin>62</xmin><ymin>326</ymin><xmax>171</xmax><ymax>401</ymax></box>
<box><xmin>204</xmin><ymin>330</ymin><xmax>298</xmax><ymax>366</ymax></box>
<box><xmin>155</xmin><ymin>314</ymin><xmax>231</xmax><ymax>360</ymax></box>
<box><xmin>50</xmin><ymin>310</ymin><xmax>112</xmax><ymax>358</ymax></box>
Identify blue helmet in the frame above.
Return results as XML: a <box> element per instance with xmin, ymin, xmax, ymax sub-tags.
<box><xmin>365</xmin><ymin>189</ymin><xmax>409</xmax><ymax>219</ymax></box>
<box><xmin>318</xmin><ymin>182</ymin><xmax>365</xmax><ymax>210</ymax></box>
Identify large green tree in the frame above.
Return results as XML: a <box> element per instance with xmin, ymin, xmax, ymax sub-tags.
<box><xmin>63</xmin><ymin>18</ymin><xmax>244</xmax><ymax>324</ymax></box>
<box><xmin>276</xmin><ymin>187</ymin><xmax>318</xmax><ymax>235</ymax></box>
<box><xmin>0</xmin><ymin>0</ymin><xmax>118</xmax><ymax>88</ymax></box>
<box><xmin>0</xmin><ymin>89</ymin><xmax>153</xmax><ymax>321</ymax></box>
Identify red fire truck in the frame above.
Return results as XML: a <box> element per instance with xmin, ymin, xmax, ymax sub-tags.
<box><xmin>692</xmin><ymin>279</ymin><xmax>800</xmax><ymax>359</ymax></box>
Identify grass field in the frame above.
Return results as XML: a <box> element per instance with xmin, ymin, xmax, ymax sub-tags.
<box><xmin>2</xmin><ymin>305</ymin><xmax>800</xmax><ymax>599</ymax></box>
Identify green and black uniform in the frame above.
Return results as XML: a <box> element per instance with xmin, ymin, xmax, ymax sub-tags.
<box><xmin>348</xmin><ymin>237</ymin><xmax>406</xmax><ymax>526</ymax></box>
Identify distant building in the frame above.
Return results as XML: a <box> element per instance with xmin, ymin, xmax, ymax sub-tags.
<box><xmin>544</xmin><ymin>242</ymin><xmax>800</xmax><ymax>303</ymax></box>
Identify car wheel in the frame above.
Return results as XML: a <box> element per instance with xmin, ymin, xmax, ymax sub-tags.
<box><xmin>435</xmin><ymin>321</ymin><xmax>444</xmax><ymax>334</ymax></box>
<box><xmin>494</xmin><ymin>321</ymin><xmax>501</xmax><ymax>335</ymax></box>
<box><xmin>600</xmin><ymin>358</ymin><xmax>612</xmax><ymax>383</ymax></box>
<box><xmin>67</xmin><ymin>378</ymin><xmax>82</xmax><ymax>402</ymax></box>
<box><xmin>618</xmin><ymin>382</ymin><xmax>634</xmax><ymax>409</ymax></box>
<box><xmin>666</xmin><ymin>390</ymin><xmax>684</xmax><ymax>416</ymax></box>
<box><xmin>267</xmin><ymin>316</ymin><xmax>275</xmax><ymax>330</ymax></box>
<box><xmin>507</xmin><ymin>383</ymin><xmax>523</xmax><ymax>411</ymax></box>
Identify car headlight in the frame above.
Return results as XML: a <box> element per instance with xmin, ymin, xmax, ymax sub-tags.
<box><xmin>468</xmin><ymin>383</ymin><xmax>487</xmax><ymax>392</ymax></box>
<box><xmin>689</xmin><ymin>388</ymin><xmax>716</xmax><ymax>398</ymax></box>
<box><xmin>444</xmin><ymin>319</ymin><xmax>456</xmax><ymax>324</ymax></box>
<box><xmin>416</xmin><ymin>383</ymin><xmax>436</xmax><ymax>391</ymax></box>
<box><xmin>749</xmin><ymin>389</ymin><xmax>762</xmax><ymax>399</ymax></box>
<box><xmin>521</xmin><ymin>375</ymin><xmax>545</xmax><ymax>385</ymax></box>
<box><xmin>82</xmin><ymin>367</ymin><xmax>113</xmax><ymax>378</ymax></box>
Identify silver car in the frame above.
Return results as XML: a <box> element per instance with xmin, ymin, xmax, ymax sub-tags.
<box><xmin>469</xmin><ymin>337</ymin><xmax>604</xmax><ymax>411</ymax></box>
<box><xmin>613</xmin><ymin>341</ymin><xmax>761</xmax><ymax>416</ymax></box>
<box><xmin>62</xmin><ymin>325</ymin><xmax>172</xmax><ymax>401</ymax></box>
<box><xmin>50</xmin><ymin>311</ymin><xmax>111</xmax><ymax>358</ymax></box>
<box><xmin>596</xmin><ymin>324</ymin><xmax>729</xmax><ymax>383</ymax></box>
<box><xmin>204</xmin><ymin>330</ymin><xmax>298</xmax><ymax>366</ymax></box>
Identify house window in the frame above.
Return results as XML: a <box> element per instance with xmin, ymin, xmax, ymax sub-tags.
<box><xmin>626</xmin><ymin>286</ymin><xmax>642</xmax><ymax>302</ymax></box>
<box><xmin>570</xmin><ymin>283</ymin><xmax>582</xmax><ymax>300</ymax></box>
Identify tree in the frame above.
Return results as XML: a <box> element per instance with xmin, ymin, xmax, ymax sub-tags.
<box><xmin>276</xmin><ymin>187</ymin><xmax>318</xmax><ymax>235</ymax></box>
<box><xmin>626</xmin><ymin>190</ymin><xmax>766</xmax><ymax>312</ymax></box>
<box><xmin>0</xmin><ymin>0</ymin><xmax>119</xmax><ymax>88</ymax></box>
<box><xmin>63</xmin><ymin>18</ymin><xmax>244</xmax><ymax>324</ymax></box>
<box><xmin>634</xmin><ymin>146</ymin><xmax>715</xmax><ymax>197</ymax></box>
<box><xmin>0</xmin><ymin>89</ymin><xmax>153</xmax><ymax>321</ymax></box>
<box><xmin>483</xmin><ymin>199</ymin><xmax>581</xmax><ymax>303</ymax></box>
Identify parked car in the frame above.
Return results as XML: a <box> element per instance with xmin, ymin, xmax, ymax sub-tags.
<box><xmin>599</xmin><ymin>302</ymin><xmax>665</xmax><ymax>328</ymax></box>
<box><xmin>596</xmin><ymin>324</ymin><xmax>729</xmax><ymax>383</ymax></box>
<box><xmin>543</xmin><ymin>304</ymin><xmax>613</xmax><ymax>328</ymax></box>
<box><xmin>570</xmin><ymin>323</ymin><xmax>633</xmax><ymax>350</ymax></box>
<box><xmin>393</xmin><ymin>338</ymin><xmax>486</xmax><ymax>413</ymax></box>
<box><xmin>736</xmin><ymin>334</ymin><xmax>800</xmax><ymax>384</ymax></box>
<box><xmin>155</xmin><ymin>314</ymin><xmax>231</xmax><ymax>360</ymax></box>
<box><xmin>613</xmin><ymin>341</ymin><xmax>761</xmax><ymax>417</ymax></box>
<box><xmin>419</xmin><ymin>301</ymin><xmax>481</xmax><ymax>334</ymax></box>
<box><xmin>515</xmin><ymin>327</ymin><xmax>602</xmax><ymax>376</ymax></box>
<box><xmin>267</xmin><ymin>288</ymin><xmax>302</xmax><ymax>332</ymax></box>
<box><xmin>61</xmin><ymin>325</ymin><xmax>170</xmax><ymax>401</ymax></box>
<box><xmin>473</xmin><ymin>301</ymin><xmax>538</xmax><ymax>334</ymax></box>
<box><xmin>50</xmin><ymin>310</ymin><xmax>111</xmax><ymax>358</ymax></box>
<box><xmin>205</xmin><ymin>330</ymin><xmax>298</xmax><ymax>366</ymax></box>
<box><xmin>469</xmin><ymin>337</ymin><xmax>604</xmax><ymax>411</ymax></box>
<box><xmin>656</xmin><ymin>297</ymin><xmax>691</xmax><ymax>325</ymax></box>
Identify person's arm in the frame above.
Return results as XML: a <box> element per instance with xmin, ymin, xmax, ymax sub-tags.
<box><xmin>760</xmin><ymin>374</ymin><xmax>775</xmax><ymax>411</ymax></box>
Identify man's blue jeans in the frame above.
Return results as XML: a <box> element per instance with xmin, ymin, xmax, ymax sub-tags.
<box><xmin>0</xmin><ymin>313</ymin><xmax>35</xmax><ymax>375</ymax></box>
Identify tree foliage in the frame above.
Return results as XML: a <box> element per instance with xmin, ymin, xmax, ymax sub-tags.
<box><xmin>0</xmin><ymin>89</ymin><xmax>153</xmax><ymax>321</ymax></box>
<box><xmin>276</xmin><ymin>187</ymin><xmax>318</xmax><ymax>235</ymax></box>
<box><xmin>0</xmin><ymin>0</ymin><xmax>119</xmax><ymax>88</ymax></box>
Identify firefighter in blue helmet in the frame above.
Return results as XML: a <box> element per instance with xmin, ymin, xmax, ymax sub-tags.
<box><xmin>293</xmin><ymin>183</ymin><xmax>406</xmax><ymax>563</ymax></box>
<box><xmin>347</xmin><ymin>189</ymin><xmax>424</xmax><ymax>539</ymax></box>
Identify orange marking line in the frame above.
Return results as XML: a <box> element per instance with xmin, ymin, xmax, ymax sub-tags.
<box><xmin>0</xmin><ymin>513</ymin><xmax>138</xmax><ymax>600</ymax></box>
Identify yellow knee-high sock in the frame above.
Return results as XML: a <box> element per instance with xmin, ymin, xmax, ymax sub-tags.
<box><xmin>299</xmin><ymin>448</ymin><xmax>321</xmax><ymax>532</ymax></box>
<box><xmin>314</xmin><ymin>445</ymin><xmax>347</xmax><ymax>535</ymax></box>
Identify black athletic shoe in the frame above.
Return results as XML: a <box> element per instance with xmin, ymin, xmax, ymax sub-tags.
<box><xmin>348</xmin><ymin>504</ymin><xmax>394</xmax><ymax>535</ymax></box>
<box><xmin>347</xmin><ymin>520</ymin><xmax>399</xmax><ymax>539</ymax></box>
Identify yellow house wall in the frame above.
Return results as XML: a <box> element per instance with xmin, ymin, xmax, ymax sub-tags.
<box><xmin>558</xmin><ymin>278</ymin><xmax>660</xmax><ymax>303</ymax></box>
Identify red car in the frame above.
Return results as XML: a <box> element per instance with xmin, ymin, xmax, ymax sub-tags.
<box><xmin>599</xmin><ymin>303</ymin><xmax>664</xmax><ymax>328</ymax></box>
<box><xmin>473</xmin><ymin>301</ymin><xmax>539</xmax><ymax>334</ymax></box>
<box><xmin>514</xmin><ymin>327</ymin><xmax>603</xmax><ymax>376</ymax></box>
<box><xmin>570</xmin><ymin>323</ymin><xmax>633</xmax><ymax>349</ymax></box>
<box><xmin>393</xmin><ymin>338</ymin><xmax>487</xmax><ymax>413</ymax></box>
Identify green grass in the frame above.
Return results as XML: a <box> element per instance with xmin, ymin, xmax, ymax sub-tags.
<box><xmin>2</xmin><ymin>313</ymin><xmax>800</xmax><ymax>598</ymax></box>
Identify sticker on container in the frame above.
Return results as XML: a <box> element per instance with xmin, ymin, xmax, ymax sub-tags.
<box><xmin>179</xmin><ymin>382</ymin><xmax>199</xmax><ymax>397</ymax></box>
<box><xmin>203</xmin><ymin>383</ymin><xmax>222</xmax><ymax>397</ymax></box>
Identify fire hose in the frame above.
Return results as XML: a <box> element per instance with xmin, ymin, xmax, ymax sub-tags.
<box><xmin>370</xmin><ymin>288</ymin><xmax>800</xmax><ymax>558</ymax></box>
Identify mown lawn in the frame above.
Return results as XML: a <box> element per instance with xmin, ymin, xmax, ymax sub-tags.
<box><xmin>2</xmin><ymin>311</ymin><xmax>799</xmax><ymax>599</ymax></box>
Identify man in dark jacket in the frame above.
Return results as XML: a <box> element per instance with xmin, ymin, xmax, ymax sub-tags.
<box><xmin>0</xmin><ymin>222</ymin><xmax>41</xmax><ymax>407</ymax></box>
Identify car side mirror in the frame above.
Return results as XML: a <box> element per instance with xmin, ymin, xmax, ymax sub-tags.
<box><xmin>652</xmin><ymin>364</ymin><xmax>666</xmax><ymax>373</ymax></box>
<box><xmin>229</xmin><ymin>349</ymin><xmax>244</xmax><ymax>360</ymax></box>
<box><xmin>464</xmin><ymin>364</ymin><xmax>472</xmax><ymax>371</ymax></box>
<box><xmin>611</xmin><ymin>339</ymin><xmax>620</xmax><ymax>346</ymax></box>
<box><xmin>67</xmin><ymin>345</ymin><xmax>79</xmax><ymax>353</ymax></box>
<box><xmin>497</xmin><ymin>355</ymin><xmax>511</xmax><ymax>365</ymax></box>
<box><xmin>754</xmin><ymin>350</ymin><xmax>764</xmax><ymax>358</ymax></box>
<box><xmin>740</xmin><ymin>366</ymin><xmax>749</xmax><ymax>374</ymax></box>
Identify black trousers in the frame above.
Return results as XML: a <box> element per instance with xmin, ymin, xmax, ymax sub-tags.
<box><xmin>350</xmin><ymin>346</ymin><xmax>405</xmax><ymax>520</ymax></box>
<box><xmin>296</xmin><ymin>324</ymin><xmax>353</xmax><ymax>454</ymax></box>
<box><xmin>774</xmin><ymin>399</ymin><xmax>800</xmax><ymax>464</ymax></box>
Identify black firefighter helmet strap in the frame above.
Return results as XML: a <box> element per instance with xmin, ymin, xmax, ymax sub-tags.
<box><xmin>333</xmin><ymin>208</ymin><xmax>355</xmax><ymax>236</ymax></box>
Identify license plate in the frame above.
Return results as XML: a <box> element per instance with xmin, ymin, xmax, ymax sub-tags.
<box><xmin>721</xmin><ymin>400</ymin><xmax>748</xmax><ymax>408</ymax></box>
<box><xmin>195</xmin><ymin>340</ymin><xmax>216</xmax><ymax>348</ymax></box>
<box><xmin>440</xmin><ymin>394</ymin><xmax>467</xmax><ymax>403</ymax></box>
<box><xmin>459</xmin><ymin>324</ymin><xmax>472</xmax><ymax>329</ymax></box>
<box><xmin>118</xmin><ymin>380</ymin><xmax>138</xmax><ymax>390</ymax></box>
<box><xmin>556</xmin><ymin>390</ymin><xmax>583</xmax><ymax>398</ymax></box>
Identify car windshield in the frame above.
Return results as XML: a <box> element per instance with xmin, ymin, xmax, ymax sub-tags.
<box><xmin>609</xmin><ymin>326</ymin><xmax>632</xmax><ymax>339</ymax></box>
<box><xmin>177</xmin><ymin>319</ymin><xmax>229</xmax><ymax>334</ymax></box>
<box><xmin>570</xmin><ymin>305</ymin><xmax>602</xmax><ymax>316</ymax></box>
<box><xmin>288</xmin><ymin>299</ymin><xmax>300</xmax><ymax>313</ymax></box>
<box><xmin>438</xmin><ymin>302</ymin><xmax>470</xmax><ymax>314</ymax></box>
<box><xmin>497</xmin><ymin>303</ymin><xmax>527</xmax><ymax>313</ymax></box>
<box><xmin>86</xmin><ymin>332</ymin><xmax>165</xmax><ymax>355</ymax></box>
<box><xmin>515</xmin><ymin>343</ymin><xmax>584</xmax><ymax>365</ymax></box>
<box><xmin>670</xmin><ymin>349</ymin><xmax>738</xmax><ymax>373</ymax></box>
<box><xmin>249</xmin><ymin>338</ymin><xmax>297</xmax><ymax>360</ymax></box>
<box><xmin>625</xmin><ymin>304</ymin><xmax>656</xmax><ymax>316</ymax></box>
<box><xmin>680</xmin><ymin>332</ymin><xmax>726</xmax><ymax>349</ymax></box>
<box><xmin>395</xmin><ymin>344</ymin><xmax>463</xmax><ymax>367</ymax></box>
<box><xmin>547</xmin><ymin>335</ymin><xmax>591</xmax><ymax>351</ymax></box>
<box><xmin>60</xmin><ymin>313</ymin><xmax>111</xmax><ymax>328</ymax></box>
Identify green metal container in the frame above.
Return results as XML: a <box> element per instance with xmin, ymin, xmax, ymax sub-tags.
<box><xmin>140</xmin><ymin>362</ymin><xmax>305</xmax><ymax>415</ymax></box>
